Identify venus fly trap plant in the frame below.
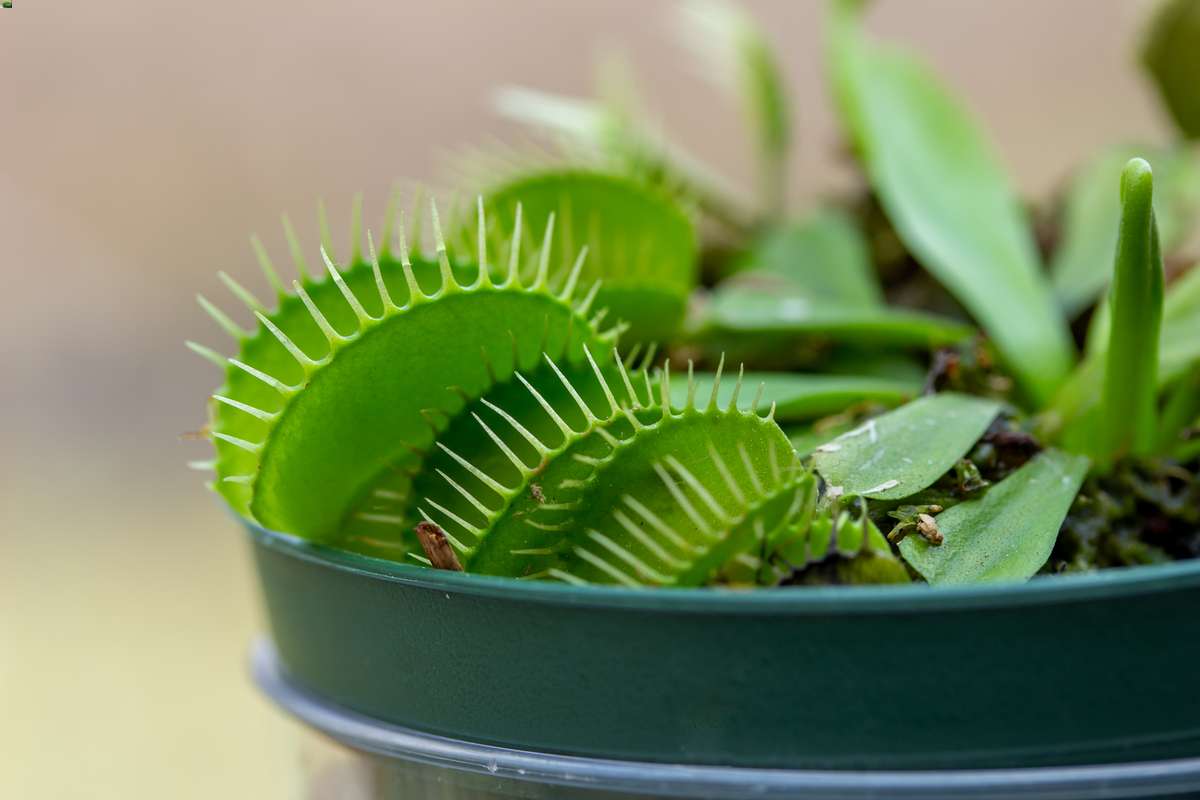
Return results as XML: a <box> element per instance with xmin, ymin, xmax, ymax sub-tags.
<box><xmin>191</xmin><ymin>0</ymin><xmax>1200</xmax><ymax>588</ymax></box>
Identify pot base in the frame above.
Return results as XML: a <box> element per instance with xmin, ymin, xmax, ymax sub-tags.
<box><xmin>253</xmin><ymin>640</ymin><xmax>1200</xmax><ymax>800</ymax></box>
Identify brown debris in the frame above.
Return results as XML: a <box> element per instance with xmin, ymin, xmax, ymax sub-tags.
<box><xmin>916</xmin><ymin>513</ymin><xmax>944</xmax><ymax>545</ymax></box>
<box><xmin>414</xmin><ymin>521</ymin><xmax>463</xmax><ymax>571</ymax></box>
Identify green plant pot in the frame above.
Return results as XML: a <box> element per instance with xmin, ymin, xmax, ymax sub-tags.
<box><xmin>245</xmin><ymin>519</ymin><xmax>1200</xmax><ymax>772</ymax></box>
<box><xmin>254</xmin><ymin>642</ymin><xmax>1200</xmax><ymax>800</ymax></box>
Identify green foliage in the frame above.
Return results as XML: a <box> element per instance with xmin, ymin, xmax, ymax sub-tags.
<box><xmin>811</xmin><ymin>393</ymin><xmax>1002</xmax><ymax>500</ymax></box>
<box><xmin>1050</xmin><ymin>146</ymin><xmax>1200</xmax><ymax>315</ymax></box>
<box><xmin>1049</xmin><ymin>264</ymin><xmax>1199</xmax><ymax>453</ymax></box>
<box><xmin>1158</xmin><ymin>370</ymin><xmax>1200</xmax><ymax>456</ymax></box>
<box><xmin>773</xmin><ymin>503</ymin><xmax>910</xmax><ymax>585</ymax></box>
<box><xmin>728</xmin><ymin>209</ymin><xmax>882</xmax><ymax>306</ymax></box>
<box><xmin>493</xmin><ymin>84</ymin><xmax>753</xmax><ymax>234</ymax></box>
<box><xmin>340</xmin><ymin>354</ymin><xmax>625</xmax><ymax>559</ymax></box>
<box><xmin>678</xmin><ymin>0</ymin><xmax>792</xmax><ymax>214</ymax></box>
<box><xmin>1097</xmin><ymin>159</ymin><xmax>1165</xmax><ymax>463</ymax></box>
<box><xmin>446</xmin><ymin>363</ymin><xmax>809</xmax><ymax>586</ymax></box>
<box><xmin>692</xmin><ymin>283</ymin><xmax>972</xmax><ymax>363</ymax></box>
<box><xmin>828</xmin><ymin>0</ymin><xmax>1074</xmax><ymax>405</ymax></box>
<box><xmin>480</xmin><ymin>169</ymin><xmax>698</xmax><ymax>342</ymax></box>
<box><xmin>900</xmin><ymin>451</ymin><xmax>1090</xmax><ymax>584</ymax></box>
<box><xmin>671</xmin><ymin>370</ymin><xmax>919</xmax><ymax>421</ymax></box>
<box><xmin>190</xmin><ymin>0</ymin><xmax>1200</xmax><ymax>589</ymax></box>
<box><xmin>1141</xmin><ymin>0</ymin><xmax>1200</xmax><ymax>139</ymax></box>
<box><xmin>195</xmin><ymin>201</ymin><xmax>621</xmax><ymax>542</ymax></box>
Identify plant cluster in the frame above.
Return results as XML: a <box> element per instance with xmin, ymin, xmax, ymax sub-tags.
<box><xmin>190</xmin><ymin>0</ymin><xmax>1200</xmax><ymax>587</ymax></box>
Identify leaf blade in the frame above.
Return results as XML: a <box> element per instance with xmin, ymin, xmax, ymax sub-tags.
<box><xmin>695</xmin><ymin>285</ymin><xmax>973</xmax><ymax>351</ymax></box>
<box><xmin>899</xmin><ymin>450</ymin><xmax>1089</xmax><ymax>585</ymax></box>
<box><xmin>728</xmin><ymin>209</ymin><xmax>882</xmax><ymax>307</ymax></box>
<box><xmin>812</xmin><ymin>392</ymin><xmax>1003</xmax><ymax>500</ymax></box>
<box><xmin>828</xmin><ymin>3</ymin><xmax>1074</xmax><ymax>404</ymax></box>
<box><xmin>481</xmin><ymin>168</ymin><xmax>698</xmax><ymax>342</ymax></box>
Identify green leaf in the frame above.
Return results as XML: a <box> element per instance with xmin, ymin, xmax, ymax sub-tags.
<box><xmin>1158</xmin><ymin>368</ymin><xmax>1200</xmax><ymax>454</ymax></box>
<box><xmin>812</xmin><ymin>392</ymin><xmax>1003</xmax><ymax>500</ymax></box>
<box><xmin>678</xmin><ymin>0</ymin><xmax>791</xmax><ymax>213</ymax></box>
<box><xmin>481</xmin><ymin>168</ymin><xmax>698</xmax><ymax>342</ymax></box>
<box><xmin>1049</xmin><ymin>263</ymin><xmax>1200</xmax><ymax>448</ymax></box>
<box><xmin>1141</xmin><ymin>0</ymin><xmax>1200</xmax><ymax>139</ymax></box>
<box><xmin>671</xmin><ymin>371</ymin><xmax>920</xmax><ymax>422</ymax></box>
<box><xmin>788</xmin><ymin>422</ymin><xmax>852</xmax><ymax>458</ymax></box>
<box><xmin>822</xmin><ymin>351</ymin><xmax>929</xmax><ymax>384</ymax></box>
<box><xmin>1088</xmin><ymin>261</ymin><xmax>1200</xmax><ymax>372</ymax></box>
<box><xmin>418</xmin><ymin>360</ymin><xmax>807</xmax><ymax>587</ymax></box>
<box><xmin>773</xmin><ymin>505</ymin><xmax>911</xmax><ymax>585</ymax></box>
<box><xmin>200</xmin><ymin>205</ymin><xmax>621</xmax><ymax>542</ymax></box>
<box><xmin>827</xmin><ymin>2</ymin><xmax>1074</xmax><ymax>405</ymax></box>
<box><xmin>493</xmin><ymin>84</ymin><xmax>754</xmax><ymax>234</ymax></box>
<box><xmin>1179</xmin><ymin>435</ymin><xmax>1200</xmax><ymax>463</ymax></box>
<box><xmin>1097</xmin><ymin>158</ymin><xmax>1164</xmax><ymax>462</ymax></box>
<box><xmin>728</xmin><ymin>209</ymin><xmax>882</xmax><ymax>307</ymax></box>
<box><xmin>899</xmin><ymin>450</ymin><xmax>1089</xmax><ymax>585</ymax></box>
<box><xmin>1050</xmin><ymin>145</ymin><xmax>1200</xmax><ymax>316</ymax></box>
<box><xmin>693</xmin><ymin>284</ymin><xmax>973</xmax><ymax>353</ymax></box>
<box><xmin>1161</xmin><ymin>265</ymin><xmax>1200</xmax><ymax>386</ymax></box>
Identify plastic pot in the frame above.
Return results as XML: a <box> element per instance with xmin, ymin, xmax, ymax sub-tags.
<box><xmin>244</xmin><ymin>519</ymin><xmax>1200</xmax><ymax>782</ymax></box>
<box><xmin>254</xmin><ymin>641</ymin><xmax>1200</xmax><ymax>799</ymax></box>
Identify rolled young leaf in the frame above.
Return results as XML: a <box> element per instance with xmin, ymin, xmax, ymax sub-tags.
<box><xmin>1049</xmin><ymin>262</ymin><xmax>1200</xmax><ymax>449</ymax></box>
<box><xmin>1098</xmin><ymin>158</ymin><xmax>1164</xmax><ymax>462</ymax></box>
<box><xmin>1050</xmin><ymin>146</ymin><xmax>1200</xmax><ymax>316</ymax></box>
<box><xmin>899</xmin><ymin>450</ymin><xmax>1090</xmax><ymax>585</ymax></box>
<box><xmin>827</xmin><ymin>0</ymin><xmax>1074</xmax><ymax>405</ymax></box>
<box><xmin>812</xmin><ymin>392</ymin><xmax>1003</xmax><ymax>500</ymax></box>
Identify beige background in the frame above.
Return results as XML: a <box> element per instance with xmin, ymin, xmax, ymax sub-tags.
<box><xmin>0</xmin><ymin>1</ymin><xmax>1170</xmax><ymax>797</ymax></box>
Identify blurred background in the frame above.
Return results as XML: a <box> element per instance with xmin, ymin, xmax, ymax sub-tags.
<box><xmin>0</xmin><ymin>1</ymin><xmax>1172</xmax><ymax>796</ymax></box>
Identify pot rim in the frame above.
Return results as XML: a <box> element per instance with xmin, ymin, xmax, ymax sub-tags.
<box><xmin>252</xmin><ymin>639</ymin><xmax>1200</xmax><ymax>799</ymax></box>
<box><xmin>243</xmin><ymin>516</ymin><xmax>1200</xmax><ymax>614</ymax></box>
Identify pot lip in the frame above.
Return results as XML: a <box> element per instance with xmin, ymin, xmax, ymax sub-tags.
<box><xmin>253</xmin><ymin>639</ymin><xmax>1200</xmax><ymax>798</ymax></box>
<box><xmin>243</xmin><ymin>516</ymin><xmax>1200</xmax><ymax>614</ymax></box>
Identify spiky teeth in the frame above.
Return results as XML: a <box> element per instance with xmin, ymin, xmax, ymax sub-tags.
<box><xmin>759</xmin><ymin>501</ymin><xmax>910</xmax><ymax>586</ymax></box>
<box><xmin>192</xmin><ymin>195</ymin><xmax>622</xmax><ymax>541</ymax></box>
<box><xmin>410</xmin><ymin>350</ymin><xmax>800</xmax><ymax>586</ymax></box>
<box><xmin>476</xmin><ymin>168</ymin><xmax>699</xmax><ymax>343</ymax></box>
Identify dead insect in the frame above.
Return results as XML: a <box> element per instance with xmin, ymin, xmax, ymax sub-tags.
<box><xmin>530</xmin><ymin>483</ymin><xmax>546</xmax><ymax>504</ymax></box>
<box><xmin>915</xmin><ymin>513</ymin><xmax>944</xmax><ymax>545</ymax></box>
<box><xmin>886</xmin><ymin>504</ymin><xmax>945</xmax><ymax>544</ymax></box>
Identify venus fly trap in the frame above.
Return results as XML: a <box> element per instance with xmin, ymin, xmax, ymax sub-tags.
<box><xmin>191</xmin><ymin>0</ymin><xmax>1200</xmax><ymax>588</ymax></box>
